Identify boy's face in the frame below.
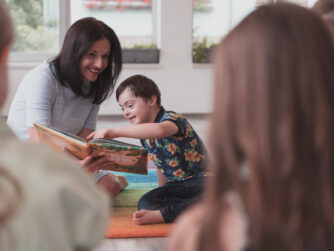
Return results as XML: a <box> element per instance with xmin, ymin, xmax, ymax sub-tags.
<box><xmin>118</xmin><ymin>87</ymin><xmax>156</xmax><ymax>124</ymax></box>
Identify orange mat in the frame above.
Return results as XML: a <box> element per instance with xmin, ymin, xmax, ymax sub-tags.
<box><xmin>105</xmin><ymin>188</ymin><xmax>174</xmax><ymax>238</ymax></box>
<box><xmin>105</xmin><ymin>207</ymin><xmax>174</xmax><ymax>238</ymax></box>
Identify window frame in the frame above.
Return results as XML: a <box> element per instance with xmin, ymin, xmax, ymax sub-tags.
<box><xmin>192</xmin><ymin>0</ymin><xmax>267</xmax><ymax>64</ymax></box>
<box><xmin>8</xmin><ymin>0</ymin><xmax>159</xmax><ymax>64</ymax></box>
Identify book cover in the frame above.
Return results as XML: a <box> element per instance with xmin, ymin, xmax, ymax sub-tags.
<box><xmin>33</xmin><ymin>123</ymin><xmax>148</xmax><ymax>175</ymax></box>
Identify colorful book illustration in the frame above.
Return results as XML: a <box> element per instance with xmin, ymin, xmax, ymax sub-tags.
<box><xmin>33</xmin><ymin>123</ymin><xmax>148</xmax><ymax>175</ymax></box>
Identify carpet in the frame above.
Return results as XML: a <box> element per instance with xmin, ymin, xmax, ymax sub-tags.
<box><xmin>113</xmin><ymin>160</ymin><xmax>159</xmax><ymax>189</ymax></box>
<box><xmin>105</xmin><ymin>188</ymin><xmax>174</xmax><ymax>238</ymax></box>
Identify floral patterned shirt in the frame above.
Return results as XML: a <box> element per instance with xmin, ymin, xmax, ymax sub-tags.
<box><xmin>140</xmin><ymin>106</ymin><xmax>207</xmax><ymax>181</ymax></box>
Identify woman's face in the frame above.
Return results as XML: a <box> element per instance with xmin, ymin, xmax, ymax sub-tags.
<box><xmin>80</xmin><ymin>38</ymin><xmax>111</xmax><ymax>82</ymax></box>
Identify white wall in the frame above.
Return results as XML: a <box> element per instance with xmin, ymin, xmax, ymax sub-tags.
<box><xmin>4</xmin><ymin>0</ymin><xmax>214</xmax><ymax>142</ymax></box>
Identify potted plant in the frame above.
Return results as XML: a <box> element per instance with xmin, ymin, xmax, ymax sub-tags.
<box><xmin>192</xmin><ymin>37</ymin><xmax>216</xmax><ymax>63</ymax></box>
<box><xmin>122</xmin><ymin>44</ymin><xmax>160</xmax><ymax>64</ymax></box>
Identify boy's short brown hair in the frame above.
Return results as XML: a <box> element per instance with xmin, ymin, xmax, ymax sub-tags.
<box><xmin>116</xmin><ymin>74</ymin><xmax>161</xmax><ymax>106</ymax></box>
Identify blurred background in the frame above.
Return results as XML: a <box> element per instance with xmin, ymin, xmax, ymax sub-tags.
<box><xmin>3</xmin><ymin>0</ymin><xmax>317</xmax><ymax>145</ymax></box>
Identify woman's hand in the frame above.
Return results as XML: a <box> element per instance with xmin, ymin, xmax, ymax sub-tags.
<box><xmin>62</xmin><ymin>147</ymin><xmax>111</xmax><ymax>173</ymax></box>
<box><xmin>79</xmin><ymin>154</ymin><xmax>105</xmax><ymax>173</ymax></box>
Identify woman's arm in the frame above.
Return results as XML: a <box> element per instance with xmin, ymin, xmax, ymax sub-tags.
<box><xmin>82</xmin><ymin>104</ymin><xmax>99</xmax><ymax>138</ymax></box>
<box><xmin>88</xmin><ymin>121</ymin><xmax>178</xmax><ymax>140</ymax></box>
<box><xmin>24</xmin><ymin>67</ymin><xmax>55</xmax><ymax>137</ymax></box>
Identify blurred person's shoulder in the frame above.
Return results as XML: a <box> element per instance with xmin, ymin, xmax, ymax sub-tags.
<box><xmin>166</xmin><ymin>192</ymin><xmax>247</xmax><ymax>251</ymax></box>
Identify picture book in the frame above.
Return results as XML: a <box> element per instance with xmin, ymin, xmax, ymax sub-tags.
<box><xmin>33</xmin><ymin>123</ymin><xmax>148</xmax><ymax>175</ymax></box>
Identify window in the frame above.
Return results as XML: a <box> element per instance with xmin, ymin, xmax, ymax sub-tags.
<box><xmin>72</xmin><ymin>0</ymin><xmax>156</xmax><ymax>49</ymax></box>
<box><xmin>272</xmin><ymin>0</ymin><xmax>318</xmax><ymax>7</ymax></box>
<box><xmin>192</xmin><ymin>0</ymin><xmax>257</xmax><ymax>63</ymax></box>
<box><xmin>192</xmin><ymin>0</ymin><xmax>319</xmax><ymax>63</ymax></box>
<box><xmin>5</xmin><ymin>0</ymin><xmax>59</xmax><ymax>54</ymax></box>
<box><xmin>6</xmin><ymin>0</ymin><xmax>319</xmax><ymax>64</ymax></box>
<box><xmin>6</xmin><ymin>0</ymin><xmax>158</xmax><ymax>63</ymax></box>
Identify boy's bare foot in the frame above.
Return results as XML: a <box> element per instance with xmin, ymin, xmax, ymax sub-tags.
<box><xmin>133</xmin><ymin>209</ymin><xmax>164</xmax><ymax>225</ymax></box>
<box><xmin>117</xmin><ymin>175</ymin><xmax>128</xmax><ymax>190</ymax></box>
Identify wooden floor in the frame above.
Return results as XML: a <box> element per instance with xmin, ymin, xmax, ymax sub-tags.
<box><xmin>94</xmin><ymin>237</ymin><xmax>167</xmax><ymax>251</ymax></box>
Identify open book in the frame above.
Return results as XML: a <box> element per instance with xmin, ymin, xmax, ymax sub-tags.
<box><xmin>33</xmin><ymin>123</ymin><xmax>148</xmax><ymax>175</ymax></box>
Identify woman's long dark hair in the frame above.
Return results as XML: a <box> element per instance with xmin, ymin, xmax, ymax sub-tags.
<box><xmin>50</xmin><ymin>17</ymin><xmax>122</xmax><ymax>104</ymax></box>
<box><xmin>199</xmin><ymin>3</ymin><xmax>334</xmax><ymax>251</ymax></box>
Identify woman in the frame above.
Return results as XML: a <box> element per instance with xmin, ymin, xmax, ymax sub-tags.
<box><xmin>167</xmin><ymin>3</ymin><xmax>334</xmax><ymax>251</ymax></box>
<box><xmin>7</xmin><ymin>17</ymin><xmax>126</xmax><ymax>198</ymax></box>
<box><xmin>0</xmin><ymin>2</ymin><xmax>109</xmax><ymax>250</ymax></box>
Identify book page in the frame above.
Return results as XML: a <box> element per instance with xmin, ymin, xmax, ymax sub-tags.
<box><xmin>90</xmin><ymin>143</ymin><xmax>148</xmax><ymax>175</ymax></box>
<box><xmin>89</xmin><ymin>138</ymin><xmax>139</xmax><ymax>147</ymax></box>
<box><xmin>50</xmin><ymin>127</ymin><xmax>87</xmax><ymax>143</ymax></box>
<box><xmin>34</xmin><ymin>123</ymin><xmax>90</xmax><ymax>159</ymax></box>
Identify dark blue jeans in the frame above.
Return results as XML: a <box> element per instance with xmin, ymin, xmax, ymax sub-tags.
<box><xmin>137</xmin><ymin>176</ymin><xmax>206</xmax><ymax>223</ymax></box>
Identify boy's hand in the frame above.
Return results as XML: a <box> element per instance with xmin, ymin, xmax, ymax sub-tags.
<box><xmin>87</xmin><ymin>129</ymin><xmax>114</xmax><ymax>140</ymax></box>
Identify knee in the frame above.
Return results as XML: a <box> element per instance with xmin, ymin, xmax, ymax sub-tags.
<box><xmin>137</xmin><ymin>196</ymin><xmax>148</xmax><ymax>210</ymax></box>
<box><xmin>97</xmin><ymin>174</ymin><xmax>121</xmax><ymax>199</ymax></box>
<box><xmin>138</xmin><ymin>194</ymin><xmax>156</xmax><ymax>210</ymax></box>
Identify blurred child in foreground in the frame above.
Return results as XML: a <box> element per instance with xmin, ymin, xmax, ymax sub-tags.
<box><xmin>166</xmin><ymin>3</ymin><xmax>334</xmax><ymax>251</ymax></box>
<box><xmin>0</xmin><ymin>2</ymin><xmax>109</xmax><ymax>250</ymax></box>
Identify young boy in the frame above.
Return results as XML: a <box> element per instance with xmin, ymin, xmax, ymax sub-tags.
<box><xmin>88</xmin><ymin>74</ymin><xmax>207</xmax><ymax>224</ymax></box>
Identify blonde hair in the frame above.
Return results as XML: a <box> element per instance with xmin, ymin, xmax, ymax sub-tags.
<box><xmin>313</xmin><ymin>0</ymin><xmax>334</xmax><ymax>15</ymax></box>
<box><xmin>0</xmin><ymin>1</ymin><xmax>13</xmax><ymax>52</ymax></box>
<box><xmin>0</xmin><ymin>1</ymin><xmax>21</xmax><ymax>244</ymax></box>
<box><xmin>199</xmin><ymin>3</ymin><xmax>334</xmax><ymax>250</ymax></box>
<box><xmin>313</xmin><ymin>0</ymin><xmax>334</xmax><ymax>40</ymax></box>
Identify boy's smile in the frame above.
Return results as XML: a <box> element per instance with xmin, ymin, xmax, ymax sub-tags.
<box><xmin>118</xmin><ymin>87</ymin><xmax>157</xmax><ymax>124</ymax></box>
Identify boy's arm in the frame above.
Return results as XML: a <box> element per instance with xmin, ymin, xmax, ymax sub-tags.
<box><xmin>88</xmin><ymin>121</ymin><xmax>178</xmax><ymax>140</ymax></box>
